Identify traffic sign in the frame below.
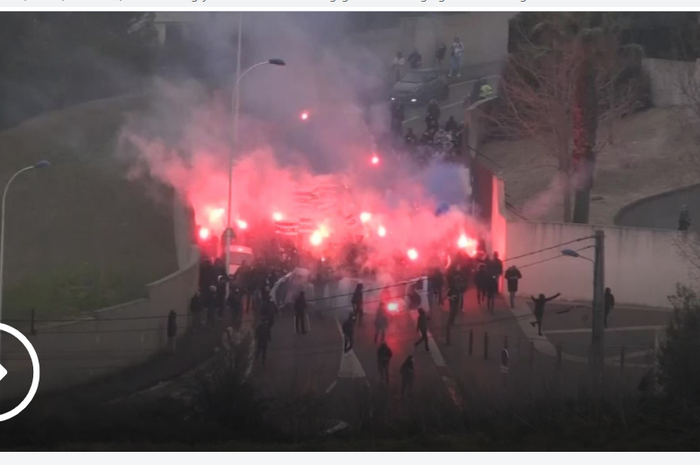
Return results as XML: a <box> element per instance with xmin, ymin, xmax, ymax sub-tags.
<box><xmin>500</xmin><ymin>348</ymin><xmax>509</xmax><ymax>374</ymax></box>
<box><xmin>0</xmin><ymin>323</ymin><xmax>41</xmax><ymax>422</ymax></box>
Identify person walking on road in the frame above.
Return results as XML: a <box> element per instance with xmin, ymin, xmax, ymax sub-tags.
<box><xmin>447</xmin><ymin>283</ymin><xmax>460</xmax><ymax>326</ymax></box>
<box><xmin>167</xmin><ymin>310</ymin><xmax>177</xmax><ymax>353</ymax></box>
<box><xmin>294</xmin><ymin>291</ymin><xmax>308</xmax><ymax>334</ymax></box>
<box><xmin>489</xmin><ymin>252</ymin><xmax>504</xmax><ymax>291</ymax></box>
<box><xmin>414</xmin><ymin>308</ymin><xmax>430</xmax><ymax>352</ymax></box>
<box><xmin>377</xmin><ymin>341</ymin><xmax>393</xmax><ymax>383</ymax></box>
<box><xmin>435</xmin><ymin>40</ymin><xmax>447</xmax><ymax>67</ymax></box>
<box><xmin>448</xmin><ymin>36</ymin><xmax>464</xmax><ymax>78</ymax></box>
<box><xmin>485</xmin><ymin>275</ymin><xmax>498</xmax><ymax>314</ymax></box>
<box><xmin>374</xmin><ymin>302</ymin><xmax>389</xmax><ymax>343</ymax></box>
<box><xmin>504</xmin><ymin>265</ymin><xmax>523</xmax><ymax>309</ymax></box>
<box><xmin>604</xmin><ymin>287</ymin><xmax>615</xmax><ymax>328</ymax></box>
<box><xmin>255</xmin><ymin>319</ymin><xmax>272</xmax><ymax>366</ymax></box>
<box><xmin>679</xmin><ymin>205</ymin><xmax>691</xmax><ymax>231</ymax></box>
<box><xmin>261</xmin><ymin>293</ymin><xmax>278</xmax><ymax>331</ymax></box>
<box><xmin>342</xmin><ymin>313</ymin><xmax>356</xmax><ymax>354</ymax></box>
<box><xmin>530</xmin><ymin>293</ymin><xmax>561</xmax><ymax>336</ymax></box>
<box><xmin>475</xmin><ymin>263</ymin><xmax>488</xmax><ymax>305</ymax></box>
<box><xmin>206</xmin><ymin>285</ymin><xmax>218</xmax><ymax>329</ymax></box>
<box><xmin>352</xmin><ymin>283</ymin><xmax>364</xmax><ymax>325</ymax></box>
<box><xmin>400</xmin><ymin>355</ymin><xmax>415</xmax><ymax>398</ymax></box>
<box><xmin>189</xmin><ymin>289</ymin><xmax>203</xmax><ymax>330</ymax></box>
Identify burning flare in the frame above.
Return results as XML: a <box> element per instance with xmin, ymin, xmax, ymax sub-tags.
<box><xmin>407</xmin><ymin>248</ymin><xmax>418</xmax><ymax>261</ymax></box>
<box><xmin>360</xmin><ymin>212</ymin><xmax>372</xmax><ymax>223</ymax></box>
<box><xmin>378</xmin><ymin>225</ymin><xmax>387</xmax><ymax>237</ymax></box>
<box><xmin>237</xmin><ymin>219</ymin><xmax>248</xmax><ymax>230</ymax></box>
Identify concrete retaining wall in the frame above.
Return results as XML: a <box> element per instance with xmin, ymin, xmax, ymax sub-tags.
<box><xmin>643</xmin><ymin>57</ymin><xmax>700</xmax><ymax>107</ymax></box>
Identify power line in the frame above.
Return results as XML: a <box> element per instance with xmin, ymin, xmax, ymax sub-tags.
<box><xmin>505</xmin><ymin>236</ymin><xmax>594</xmax><ymax>263</ymax></box>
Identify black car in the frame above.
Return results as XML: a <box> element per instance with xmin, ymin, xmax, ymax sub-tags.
<box><xmin>390</xmin><ymin>69</ymin><xmax>449</xmax><ymax>105</ymax></box>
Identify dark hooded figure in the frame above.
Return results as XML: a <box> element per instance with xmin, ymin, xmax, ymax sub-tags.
<box><xmin>342</xmin><ymin>313</ymin><xmax>356</xmax><ymax>354</ymax></box>
<box><xmin>351</xmin><ymin>283</ymin><xmax>364</xmax><ymax>324</ymax></box>
<box><xmin>604</xmin><ymin>288</ymin><xmax>615</xmax><ymax>328</ymax></box>
<box><xmin>227</xmin><ymin>285</ymin><xmax>244</xmax><ymax>326</ymax></box>
<box><xmin>490</xmin><ymin>252</ymin><xmax>504</xmax><ymax>283</ymax></box>
<box><xmin>400</xmin><ymin>355</ymin><xmax>415</xmax><ymax>398</ymax></box>
<box><xmin>216</xmin><ymin>276</ymin><xmax>227</xmax><ymax>318</ymax></box>
<box><xmin>255</xmin><ymin>319</ymin><xmax>272</xmax><ymax>365</ymax></box>
<box><xmin>377</xmin><ymin>341</ymin><xmax>393</xmax><ymax>383</ymax></box>
<box><xmin>504</xmin><ymin>265</ymin><xmax>523</xmax><ymax>309</ymax></box>
<box><xmin>485</xmin><ymin>275</ymin><xmax>498</xmax><ymax>313</ymax></box>
<box><xmin>374</xmin><ymin>302</ymin><xmax>389</xmax><ymax>343</ymax></box>
<box><xmin>261</xmin><ymin>293</ymin><xmax>278</xmax><ymax>330</ymax></box>
<box><xmin>414</xmin><ymin>308</ymin><xmax>430</xmax><ymax>352</ymax></box>
<box><xmin>206</xmin><ymin>285</ymin><xmax>218</xmax><ymax>328</ymax></box>
<box><xmin>428</xmin><ymin>267</ymin><xmax>444</xmax><ymax>308</ymax></box>
<box><xmin>294</xmin><ymin>291</ymin><xmax>307</xmax><ymax>334</ymax></box>
<box><xmin>426</xmin><ymin>99</ymin><xmax>441</xmax><ymax>128</ymax></box>
<box><xmin>475</xmin><ymin>263</ymin><xmax>488</xmax><ymax>305</ymax></box>
<box><xmin>408</xmin><ymin>49</ymin><xmax>422</xmax><ymax>69</ymax></box>
<box><xmin>445</xmin><ymin>115</ymin><xmax>460</xmax><ymax>134</ymax></box>
<box><xmin>189</xmin><ymin>289</ymin><xmax>203</xmax><ymax>329</ymax></box>
<box><xmin>447</xmin><ymin>283</ymin><xmax>460</xmax><ymax>326</ymax></box>
<box><xmin>679</xmin><ymin>205</ymin><xmax>691</xmax><ymax>231</ymax></box>
<box><xmin>167</xmin><ymin>310</ymin><xmax>177</xmax><ymax>353</ymax></box>
<box><xmin>530</xmin><ymin>293</ymin><xmax>561</xmax><ymax>336</ymax></box>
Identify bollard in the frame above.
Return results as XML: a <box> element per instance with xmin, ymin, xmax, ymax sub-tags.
<box><xmin>484</xmin><ymin>332</ymin><xmax>489</xmax><ymax>360</ymax></box>
<box><xmin>620</xmin><ymin>345</ymin><xmax>626</xmax><ymax>372</ymax></box>
<box><xmin>556</xmin><ymin>343</ymin><xmax>562</xmax><ymax>371</ymax></box>
<box><xmin>468</xmin><ymin>329</ymin><xmax>473</xmax><ymax>356</ymax></box>
<box><xmin>529</xmin><ymin>341</ymin><xmax>535</xmax><ymax>369</ymax></box>
<box><xmin>30</xmin><ymin>308</ymin><xmax>37</xmax><ymax>336</ymax></box>
<box><xmin>504</xmin><ymin>335</ymin><xmax>509</xmax><ymax>350</ymax></box>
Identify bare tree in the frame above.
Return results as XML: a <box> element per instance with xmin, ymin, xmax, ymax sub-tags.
<box><xmin>490</xmin><ymin>13</ymin><xmax>644</xmax><ymax>223</ymax></box>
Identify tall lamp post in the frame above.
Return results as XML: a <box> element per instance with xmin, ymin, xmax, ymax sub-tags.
<box><xmin>223</xmin><ymin>57</ymin><xmax>285</xmax><ymax>277</ymax></box>
<box><xmin>0</xmin><ymin>161</ymin><xmax>51</xmax><ymax>357</ymax></box>
<box><xmin>562</xmin><ymin>229</ymin><xmax>605</xmax><ymax>395</ymax></box>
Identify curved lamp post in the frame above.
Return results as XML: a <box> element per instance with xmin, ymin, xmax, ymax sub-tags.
<box><xmin>224</xmin><ymin>58</ymin><xmax>285</xmax><ymax>276</ymax></box>
<box><xmin>0</xmin><ymin>161</ymin><xmax>51</xmax><ymax>359</ymax></box>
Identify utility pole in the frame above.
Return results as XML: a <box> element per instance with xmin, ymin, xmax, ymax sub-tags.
<box><xmin>591</xmin><ymin>229</ymin><xmax>606</xmax><ymax>395</ymax></box>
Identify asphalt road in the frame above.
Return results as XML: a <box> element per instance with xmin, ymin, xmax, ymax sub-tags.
<box><xmin>401</xmin><ymin>80</ymin><xmax>477</xmax><ymax>135</ymax></box>
<box><xmin>616</xmin><ymin>184</ymin><xmax>700</xmax><ymax>231</ymax></box>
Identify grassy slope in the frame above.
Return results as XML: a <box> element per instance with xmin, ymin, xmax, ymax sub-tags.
<box><xmin>0</xmin><ymin>95</ymin><xmax>177</xmax><ymax>321</ymax></box>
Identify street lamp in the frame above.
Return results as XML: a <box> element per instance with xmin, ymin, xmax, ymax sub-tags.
<box><xmin>224</xmin><ymin>58</ymin><xmax>285</xmax><ymax>277</ymax></box>
<box><xmin>562</xmin><ymin>231</ymin><xmax>606</xmax><ymax>394</ymax></box>
<box><xmin>0</xmin><ymin>161</ymin><xmax>51</xmax><ymax>357</ymax></box>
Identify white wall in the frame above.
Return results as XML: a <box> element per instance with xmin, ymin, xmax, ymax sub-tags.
<box><xmin>506</xmin><ymin>221</ymin><xmax>696</xmax><ymax>308</ymax></box>
<box><xmin>643</xmin><ymin>57</ymin><xmax>700</xmax><ymax>107</ymax></box>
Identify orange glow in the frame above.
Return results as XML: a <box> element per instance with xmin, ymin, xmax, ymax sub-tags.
<box><xmin>208</xmin><ymin>208</ymin><xmax>225</xmax><ymax>223</ymax></box>
<box><xmin>378</xmin><ymin>225</ymin><xmax>386</xmax><ymax>237</ymax></box>
<box><xmin>237</xmin><ymin>219</ymin><xmax>248</xmax><ymax>230</ymax></box>
<box><xmin>387</xmin><ymin>301</ymin><xmax>400</xmax><ymax>313</ymax></box>
<box><xmin>407</xmin><ymin>248</ymin><xmax>418</xmax><ymax>261</ymax></box>
<box><xmin>371</xmin><ymin>155</ymin><xmax>380</xmax><ymax>165</ymax></box>
<box><xmin>198</xmin><ymin>227</ymin><xmax>210</xmax><ymax>240</ymax></box>
<box><xmin>272</xmin><ymin>212</ymin><xmax>283</xmax><ymax>222</ymax></box>
<box><xmin>360</xmin><ymin>212</ymin><xmax>371</xmax><ymax>223</ymax></box>
<box><xmin>310</xmin><ymin>231</ymin><xmax>323</xmax><ymax>246</ymax></box>
<box><xmin>457</xmin><ymin>234</ymin><xmax>478</xmax><ymax>257</ymax></box>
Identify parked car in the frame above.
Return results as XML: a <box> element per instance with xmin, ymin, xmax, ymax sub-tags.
<box><xmin>390</xmin><ymin>69</ymin><xmax>449</xmax><ymax>105</ymax></box>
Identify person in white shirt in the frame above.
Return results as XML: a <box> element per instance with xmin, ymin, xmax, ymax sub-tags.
<box><xmin>448</xmin><ymin>37</ymin><xmax>464</xmax><ymax>78</ymax></box>
<box><xmin>392</xmin><ymin>51</ymin><xmax>405</xmax><ymax>81</ymax></box>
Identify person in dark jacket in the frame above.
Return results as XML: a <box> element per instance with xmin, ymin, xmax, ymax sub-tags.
<box><xmin>679</xmin><ymin>205</ymin><xmax>691</xmax><ymax>231</ymax></box>
<box><xmin>447</xmin><ymin>284</ymin><xmax>460</xmax><ymax>326</ymax></box>
<box><xmin>261</xmin><ymin>293</ymin><xmax>278</xmax><ymax>330</ymax></box>
<box><xmin>475</xmin><ymin>263</ymin><xmax>488</xmax><ymax>305</ymax></box>
<box><xmin>294</xmin><ymin>291</ymin><xmax>307</xmax><ymax>334</ymax></box>
<box><xmin>400</xmin><ymin>355</ymin><xmax>415</xmax><ymax>398</ymax></box>
<box><xmin>189</xmin><ymin>289</ymin><xmax>203</xmax><ymax>330</ymax></box>
<box><xmin>216</xmin><ymin>276</ymin><xmax>227</xmax><ymax>318</ymax></box>
<box><xmin>485</xmin><ymin>275</ymin><xmax>498</xmax><ymax>314</ymax></box>
<box><xmin>604</xmin><ymin>288</ymin><xmax>615</xmax><ymax>328</ymax></box>
<box><xmin>374</xmin><ymin>302</ymin><xmax>389</xmax><ymax>343</ymax></box>
<box><xmin>342</xmin><ymin>313</ymin><xmax>356</xmax><ymax>354</ymax></box>
<box><xmin>426</xmin><ymin>99</ymin><xmax>441</xmax><ymax>128</ymax></box>
<box><xmin>227</xmin><ymin>285</ymin><xmax>244</xmax><ymax>327</ymax></box>
<box><xmin>414</xmin><ymin>308</ymin><xmax>430</xmax><ymax>352</ymax></box>
<box><xmin>530</xmin><ymin>293</ymin><xmax>561</xmax><ymax>336</ymax></box>
<box><xmin>428</xmin><ymin>268</ymin><xmax>444</xmax><ymax>309</ymax></box>
<box><xmin>490</xmin><ymin>252</ymin><xmax>504</xmax><ymax>285</ymax></box>
<box><xmin>167</xmin><ymin>310</ymin><xmax>177</xmax><ymax>353</ymax></box>
<box><xmin>434</xmin><ymin>40</ymin><xmax>447</xmax><ymax>66</ymax></box>
<box><xmin>504</xmin><ymin>266</ymin><xmax>522</xmax><ymax>309</ymax></box>
<box><xmin>445</xmin><ymin>115</ymin><xmax>460</xmax><ymax>134</ymax></box>
<box><xmin>377</xmin><ymin>341</ymin><xmax>393</xmax><ymax>383</ymax></box>
<box><xmin>206</xmin><ymin>285</ymin><xmax>218</xmax><ymax>328</ymax></box>
<box><xmin>351</xmin><ymin>283</ymin><xmax>364</xmax><ymax>324</ymax></box>
<box><xmin>408</xmin><ymin>49</ymin><xmax>422</xmax><ymax>69</ymax></box>
<box><xmin>255</xmin><ymin>319</ymin><xmax>272</xmax><ymax>365</ymax></box>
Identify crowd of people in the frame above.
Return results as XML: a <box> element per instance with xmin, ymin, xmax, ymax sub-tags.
<box><xmin>391</xmin><ymin>37</ymin><xmax>465</xmax><ymax>81</ymax></box>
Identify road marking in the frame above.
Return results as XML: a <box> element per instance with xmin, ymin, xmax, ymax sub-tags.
<box><xmin>325</xmin><ymin>380</ymin><xmax>338</xmax><ymax>394</ymax></box>
<box><xmin>0</xmin><ymin>364</ymin><xmax>6</xmax><ymax>383</ymax></box>
<box><xmin>544</xmin><ymin>325</ymin><xmax>665</xmax><ymax>335</ymax></box>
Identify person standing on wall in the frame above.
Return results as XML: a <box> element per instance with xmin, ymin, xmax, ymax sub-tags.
<box><xmin>167</xmin><ymin>310</ymin><xmax>178</xmax><ymax>354</ymax></box>
<box><xmin>351</xmin><ymin>283</ymin><xmax>365</xmax><ymax>325</ymax></box>
<box><xmin>434</xmin><ymin>40</ymin><xmax>447</xmax><ymax>67</ymax></box>
<box><xmin>604</xmin><ymin>288</ymin><xmax>615</xmax><ymax>328</ymax></box>
<box><xmin>448</xmin><ymin>36</ymin><xmax>464</xmax><ymax>78</ymax></box>
<box><xmin>504</xmin><ymin>265</ymin><xmax>523</xmax><ymax>309</ymax></box>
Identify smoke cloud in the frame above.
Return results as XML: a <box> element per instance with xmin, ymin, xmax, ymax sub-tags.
<box><xmin>119</xmin><ymin>12</ymin><xmax>483</xmax><ymax>277</ymax></box>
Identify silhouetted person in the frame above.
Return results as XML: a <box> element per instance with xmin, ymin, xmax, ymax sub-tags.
<box><xmin>428</xmin><ymin>267</ymin><xmax>444</xmax><ymax>310</ymax></box>
<box><xmin>434</xmin><ymin>40</ymin><xmax>447</xmax><ymax>66</ymax></box>
<box><xmin>679</xmin><ymin>205</ymin><xmax>691</xmax><ymax>231</ymax></box>
<box><xmin>227</xmin><ymin>285</ymin><xmax>244</xmax><ymax>326</ymax></box>
<box><xmin>400</xmin><ymin>355</ymin><xmax>415</xmax><ymax>398</ymax></box>
<box><xmin>216</xmin><ymin>276</ymin><xmax>227</xmax><ymax>318</ymax></box>
<box><xmin>408</xmin><ymin>48</ymin><xmax>422</xmax><ymax>69</ymax></box>
<box><xmin>374</xmin><ymin>302</ymin><xmax>389</xmax><ymax>343</ymax></box>
<box><xmin>530</xmin><ymin>293</ymin><xmax>561</xmax><ymax>336</ymax></box>
<box><xmin>490</xmin><ymin>252</ymin><xmax>504</xmax><ymax>287</ymax></box>
<box><xmin>504</xmin><ymin>265</ymin><xmax>523</xmax><ymax>309</ymax></box>
<box><xmin>414</xmin><ymin>308</ymin><xmax>430</xmax><ymax>352</ymax></box>
<box><xmin>377</xmin><ymin>341</ymin><xmax>393</xmax><ymax>383</ymax></box>
<box><xmin>261</xmin><ymin>293</ymin><xmax>278</xmax><ymax>331</ymax></box>
<box><xmin>604</xmin><ymin>288</ymin><xmax>615</xmax><ymax>328</ymax></box>
<box><xmin>255</xmin><ymin>319</ymin><xmax>272</xmax><ymax>365</ymax></box>
<box><xmin>485</xmin><ymin>276</ymin><xmax>498</xmax><ymax>313</ymax></box>
<box><xmin>445</xmin><ymin>115</ymin><xmax>459</xmax><ymax>134</ymax></box>
<box><xmin>475</xmin><ymin>263</ymin><xmax>488</xmax><ymax>305</ymax></box>
<box><xmin>206</xmin><ymin>285</ymin><xmax>218</xmax><ymax>328</ymax></box>
<box><xmin>426</xmin><ymin>99</ymin><xmax>441</xmax><ymax>128</ymax></box>
<box><xmin>189</xmin><ymin>289</ymin><xmax>203</xmax><ymax>330</ymax></box>
<box><xmin>351</xmin><ymin>283</ymin><xmax>364</xmax><ymax>324</ymax></box>
<box><xmin>294</xmin><ymin>291</ymin><xmax>307</xmax><ymax>334</ymax></box>
<box><xmin>342</xmin><ymin>313</ymin><xmax>356</xmax><ymax>354</ymax></box>
<box><xmin>167</xmin><ymin>310</ymin><xmax>177</xmax><ymax>353</ymax></box>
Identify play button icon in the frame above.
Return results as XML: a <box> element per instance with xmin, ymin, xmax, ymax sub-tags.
<box><xmin>0</xmin><ymin>322</ymin><xmax>41</xmax><ymax>422</ymax></box>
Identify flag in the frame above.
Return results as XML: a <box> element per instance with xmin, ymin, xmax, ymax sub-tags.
<box><xmin>298</xmin><ymin>218</ymin><xmax>315</xmax><ymax>234</ymax></box>
<box><xmin>274</xmin><ymin>221</ymin><xmax>299</xmax><ymax>236</ymax></box>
